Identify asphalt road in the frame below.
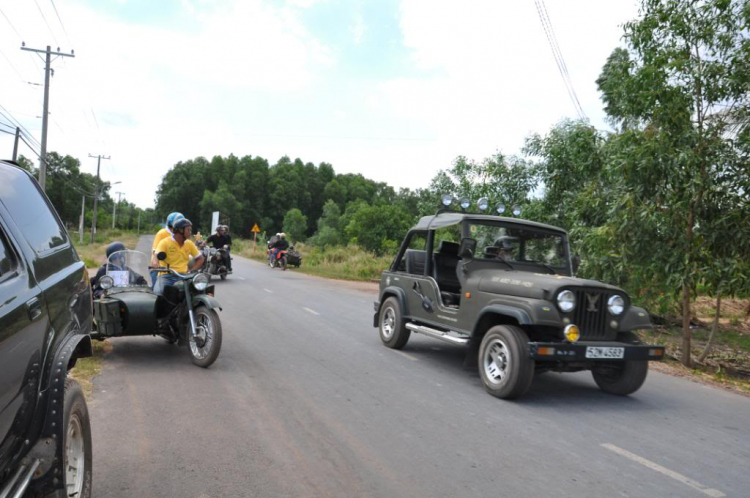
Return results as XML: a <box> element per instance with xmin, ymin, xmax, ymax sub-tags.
<box><xmin>89</xmin><ymin>236</ymin><xmax>750</xmax><ymax>498</ymax></box>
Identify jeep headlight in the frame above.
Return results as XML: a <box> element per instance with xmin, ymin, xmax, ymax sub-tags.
<box><xmin>608</xmin><ymin>295</ymin><xmax>625</xmax><ymax>315</ymax></box>
<box><xmin>193</xmin><ymin>273</ymin><xmax>209</xmax><ymax>291</ymax></box>
<box><xmin>100</xmin><ymin>275</ymin><xmax>114</xmax><ymax>290</ymax></box>
<box><xmin>557</xmin><ymin>290</ymin><xmax>576</xmax><ymax>313</ymax></box>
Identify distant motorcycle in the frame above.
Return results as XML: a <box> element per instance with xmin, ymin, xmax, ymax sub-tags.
<box><xmin>268</xmin><ymin>248</ymin><xmax>288</xmax><ymax>271</ymax></box>
<box><xmin>208</xmin><ymin>245</ymin><xmax>230</xmax><ymax>280</ymax></box>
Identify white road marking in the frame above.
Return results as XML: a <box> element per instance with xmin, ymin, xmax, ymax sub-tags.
<box><xmin>391</xmin><ymin>350</ymin><xmax>418</xmax><ymax>362</ymax></box>
<box><xmin>236</xmin><ymin>276</ymin><xmax>246</xmax><ymax>280</ymax></box>
<box><xmin>263</xmin><ymin>288</ymin><xmax>273</xmax><ymax>294</ymax></box>
<box><xmin>303</xmin><ymin>307</ymin><xmax>320</xmax><ymax>316</ymax></box>
<box><xmin>601</xmin><ymin>444</ymin><xmax>725</xmax><ymax>498</ymax></box>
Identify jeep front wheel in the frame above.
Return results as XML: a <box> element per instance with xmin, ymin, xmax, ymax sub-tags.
<box><xmin>478</xmin><ymin>325</ymin><xmax>535</xmax><ymax>399</ymax></box>
<box><xmin>379</xmin><ymin>297</ymin><xmax>410</xmax><ymax>349</ymax></box>
<box><xmin>591</xmin><ymin>332</ymin><xmax>649</xmax><ymax>395</ymax></box>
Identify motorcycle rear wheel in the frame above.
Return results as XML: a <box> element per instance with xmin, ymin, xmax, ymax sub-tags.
<box><xmin>189</xmin><ymin>305</ymin><xmax>223</xmax><ymax>368</ymax></box>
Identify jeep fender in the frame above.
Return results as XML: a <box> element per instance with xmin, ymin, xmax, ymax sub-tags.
<box><xmin>192</xmin><ymin>293</ymin><xmax>222</xmax><ymax>311</ymax></box>
<box><xmin>619</xmin><ymin>306</ymin><xmax>653</xmax><ymax>331</ymax></box>
<box><xmin>27</xmin><ymin>332</ymin><xmax>92</xmax><ymax>493</ymax></box>
<box><xmin>472</xmin><ymin>305</ymin><xmax>532</xmax><ymax>337</ymax></box>
<box><xmin>378</xmin><ymin>286</ymin><xmax>409</xmax><ymax>317</ymax></box>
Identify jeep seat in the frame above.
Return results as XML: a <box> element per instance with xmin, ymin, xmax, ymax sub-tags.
<box><xmin>433</xmin><ymin>241</ymin><xmax>461</xmax><ymax>306</ymax></box>
<box><xmin>405</xmin><ymin>249</ymin><xmax>427</xmax><ymax>276</ymax></box>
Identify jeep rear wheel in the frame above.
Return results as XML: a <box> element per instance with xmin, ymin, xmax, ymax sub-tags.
<box><xmin>379</xmin><ymin>297</ymin><xmax>410</xmax><ymax>349</ymax></box>
<box><xmin>591</xmin><ymin>332</ymin><xmax>648</xmax><ymax>395</ymax></box>
<box><xmin>478</xmin><ymin>325</ymin><xmax>535</xmax><ymax>399</ymax></box>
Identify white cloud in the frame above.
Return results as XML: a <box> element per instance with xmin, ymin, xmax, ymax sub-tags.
<box><xmin>350</xmin><ymin>13</ymin><xmax>365</xmax><ymax>46</ymax></box>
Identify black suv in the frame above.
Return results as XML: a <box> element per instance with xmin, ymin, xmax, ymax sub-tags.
<box><xmin>0</xmin><ymin>160</ymin><xmax>94</xmax><ymax>497</ymax></box>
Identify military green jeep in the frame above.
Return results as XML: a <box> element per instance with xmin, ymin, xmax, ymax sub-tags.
<box><xmin>373</xmin><ymin>210</ymin><xmax>664</xmax><ymax>400</ymax></box>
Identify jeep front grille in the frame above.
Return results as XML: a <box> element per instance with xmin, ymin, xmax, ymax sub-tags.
<box><xmin>573</xmin><ymin>290</ymin><xmax>611</xmax><ymax>340</ymax></box>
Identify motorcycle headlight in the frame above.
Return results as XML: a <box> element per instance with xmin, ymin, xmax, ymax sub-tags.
<box><xmin>193</xmin><ymin>273</ymin><xmax>209</xmax><ymax>291</ymax></box>
<box><xmin>210</xmin><ymin>248</ymin><xmax>217</xmax><ymax>255</ymax></box>
<box><xmin>608</xmin><ymin>295</ymin><xmax>625</xmax><ymax>315</ymax></box>
<box><xmin>557</xmin><ymin>290</ymin><xmax>576</xmax><ymax>313</ymax></box>
<box><xmin>100</xmin><ymin>275</ymin><xmax>114</xmax><ymax>290</ymax></box>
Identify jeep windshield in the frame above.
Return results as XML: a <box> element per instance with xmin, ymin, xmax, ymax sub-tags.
<box><xmin>467</xmin><ymin>222</ymin><xmax>570</xmax><ymax>275</ymax></box>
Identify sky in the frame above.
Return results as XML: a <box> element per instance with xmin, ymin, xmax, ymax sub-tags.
<box><xmin>0</xmin><ymin>0</ymin><xmax>639</xmax><ymax>209</ymax></box>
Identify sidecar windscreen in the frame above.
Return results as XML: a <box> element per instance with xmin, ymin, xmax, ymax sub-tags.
<box><xmin>106</xmin><ymin>250</ymin><xmax>152</xmax><ymax>287</ymax></box>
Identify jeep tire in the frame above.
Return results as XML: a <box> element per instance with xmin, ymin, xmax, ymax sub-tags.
<box><xmin>591</xmin><ymin>332</ymin><xmax>648</xmax><ymax>395</ymax></box>
<box><xmin>478</xmin><ymin>325</ymin><xmax>535</xmax><ymax>399</ymax></box>
<box><xmin>379</xmin><ymin>297</ymin><xmax>410</xmax><ymax>349</ymax></box>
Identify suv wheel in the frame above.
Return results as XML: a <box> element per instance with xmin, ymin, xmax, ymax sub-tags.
<box><xmin>379</xmin><ymin>297</ymin><xmax>410</xmax><ymax>349</ymax></box>
<box><xmin>478</xmin><ymin>325</ymin><xmax>535</xmax><ymax>399</ymax></box>
<box><xmin>591</xmin><ymin>333</ymin><xmax>648</xmax><ymax>395</ymax></box>
<box><xmin>46</xmin><ymin>378</ymin><xmax>93</xmax><ymax>498</ymax></box>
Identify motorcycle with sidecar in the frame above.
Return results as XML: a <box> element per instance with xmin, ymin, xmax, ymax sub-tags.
<box><xmin>92</xmin><ymin>250</ymin><xmax>223</xmax><ymax>367</ymax></box>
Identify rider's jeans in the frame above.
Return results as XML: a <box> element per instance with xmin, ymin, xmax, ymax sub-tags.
<box><xmin>154</xmin><ymin>273</ymin><xmax>180</xmax><ymax>295</ymax></box>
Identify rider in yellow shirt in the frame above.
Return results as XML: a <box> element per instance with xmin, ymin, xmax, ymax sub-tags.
<box><xmin>155</xmin><ymin>218</ymin><xmax>204</xmax><ymax>286</ymax></box>
<box><xmin>150</xmin><ymin>212</ymin><xmax>184</xmax><ymax>285</ymax></box>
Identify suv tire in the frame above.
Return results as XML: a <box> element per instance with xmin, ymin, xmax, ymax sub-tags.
<box><xmin>46</xmin><ymin>378</ymin><xmax>93</xmax><ymax>498</ymax></box>
<box><xmin>591</xmin><ymin>332</ymin><xmax>648</xmax><ymax>396</ymax></box>
<box><xmin>479</xmin><ymin>325</ymin><xmax>535</xmax><ymax>399</ymax></box>
<box><xmin>379</xmin><ymin>297</ymin><xmax>410</xmax><ymax>349</ymax></box>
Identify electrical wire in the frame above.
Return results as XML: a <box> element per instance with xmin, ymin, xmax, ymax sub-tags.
<box><xmin>0</xmin><ymin>6</ymin><xmax>23</xmax><ymax>40</ymax></box>
<box><xmin>0</xmin><ymin>106</ymin><xmax>41</xmax><ymax>149</ymax></box>
<box><xmin>49</xmin><ymin>0</ymin><xmax>72</xmax><ymax>47</ymax></box>
<box><xmin>533</xmin><ymin>0</ymin><xmax>586</xmax><ymax>121</ymax></box>
<box><xmin>34</xmin><ymin>0</ymin><xmax>60</xmax><ymax>49</ymax></box>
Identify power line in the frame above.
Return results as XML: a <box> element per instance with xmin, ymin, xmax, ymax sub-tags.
<box><xmin>0</xmin><ymin>105</ymin><xmax>41</xmax><ymax>149</ymax></box>
<box><xmin>0</xmin><ymin>6</ymin><xmax>23</xmax><ymax>39</ymax></box>
<box><xmin>49</xmin><ymin>0</ymin><xmax>72</xmax><ymax>47</ymax></box>
<box><xmin>34</xmin><ymin>0</ymin><xmax>61</xmax><ymax>49</ymax></box>
<box><xmin>0</xmin><ymin>48</ymin><xmax>25</xmax><ymax>81</ymax></box>
<box><xmin>533</xmin><ymin>0</ymin><xmax>586</xmax><ymax>121</ymax></box>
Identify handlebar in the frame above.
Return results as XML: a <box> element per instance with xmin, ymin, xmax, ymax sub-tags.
<box><xmin>148</xmin><ymin>267</ymin><xmax>198</xmax><ymax>279</ymax></box>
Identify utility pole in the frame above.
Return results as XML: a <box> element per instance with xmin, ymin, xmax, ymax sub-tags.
<box><xmin>88</xmin><ymin>154</ymin><xmax>110</xmax><ymax>243</ymax></box>
<box><xmin>112</xmin><ymin>191</ymin><xmax>124</xmax><ymax>229</ymax></box>
<box><xmin>137</xmin><ymin>210</ymin><xmax>141</xmax><ymax>234</ymax></box>
<box><xmin>79</xmin><ymin>195</ymin><xmax>85</xmax><ymax>245</ymax></box>
<box><xmin>12</xmin><ymin>128</ymin><xmax>20</xmax><ymax>162</ymax></box>
<box><xmin>21</xmin><ymin>44</ymin><xmax>75</xmax><ymax>191</ymax></box>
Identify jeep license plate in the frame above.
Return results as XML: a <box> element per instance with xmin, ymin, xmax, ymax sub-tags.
<box><xmin>586</xmin><ymin>347</ymin><xmax>624</xmax><ymax>359</ymax></box>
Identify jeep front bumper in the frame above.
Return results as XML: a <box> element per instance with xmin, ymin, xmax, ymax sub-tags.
<box><xmin>529</xmin><ymin>342</ymin><xmax>665</xmax><ymax>361</ymax></box>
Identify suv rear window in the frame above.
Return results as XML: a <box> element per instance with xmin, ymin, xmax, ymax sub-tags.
<box><xmin>0</xmin><ymin>226</ymin><xmax>16</xmax><ymax>279</ymax></box>
<box><xmin>0</xmin><ymin>166</ymin><xmax>68</xmax><ymax>255</ymax></box>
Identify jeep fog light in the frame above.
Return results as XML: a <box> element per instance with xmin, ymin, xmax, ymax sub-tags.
<box><xmin>459</xmin><ymin>196</ymin><xmax>471</xmax><ymax>209</ymax></box>
<box><xmin>564</xmin><ymin>324</ymin><xmax>580</xmax><ymax>342</ymax></box>
<box><xmin>441</xmin><ymin>194</ymin><xmax>453</xmax><ymax>207</ymax></box>
<box><xmin>100</xmin><ymin>275</ymin><xmax>114</xmax><ymax>290</ymax></box>
<box><xmin>477</xmin><ymin>197</ymin><xmax>489</xmax><ymax>211</ymax></box>
<box><xmin>496</xmin><ymin>203</ymin><xmax>506</xmax><ymax>214</ymax></box>
<box><xmin>557</xmin><ymin>290</ymin><xmax>576</xmax><ymax>312</ymax></box>
<box><xmin>608</xmin><ymin>295</ymin><xmax>625</xmax><ymax>315</ymax></box>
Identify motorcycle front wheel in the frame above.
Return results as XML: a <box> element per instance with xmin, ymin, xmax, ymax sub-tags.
<box><xmin>189</xmin><ymin>305</ymin><xmax>223</xmax><ymax>368</ymax></box>
<box><xmin>280</xmin><ymin>256</ymin><xmax>287</xmax><ymax>271</ymax></box>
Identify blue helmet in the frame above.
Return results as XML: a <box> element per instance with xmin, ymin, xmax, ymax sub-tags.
<box><xmin>166</xmin><ymin>212</ymin><xmax>184</xmax><ymax>229</ymax></box>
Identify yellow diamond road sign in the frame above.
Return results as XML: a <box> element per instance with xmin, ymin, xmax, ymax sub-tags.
<box><xmin>251</xmin><ymin>223</ymin><xmax>261</xmax><ymax>233</ymax></box>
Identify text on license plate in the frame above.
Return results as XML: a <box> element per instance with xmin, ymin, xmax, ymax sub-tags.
<box><xmin>585</xmin><ymin>347</ymin><xmax>624</xmax><ymax>359</ymax></box>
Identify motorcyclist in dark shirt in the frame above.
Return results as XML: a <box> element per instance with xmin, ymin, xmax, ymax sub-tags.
<box><xmin>91</xmin><ymin>241</ymin><xmax>147</xmax><ymax>298</ymax></box>
<box><xmin>206</xmin><ymin>225</ymin><xmax>233</xmax><ymax>273</ymax></box>
<box><xmin>269</xmin><ymin>232</ymin><xmax>290</xmax><ymax>262</ymax></box>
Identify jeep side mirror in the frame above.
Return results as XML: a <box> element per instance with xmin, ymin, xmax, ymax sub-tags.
<box><xmin>459</xmin><ymin>238</ymin><xmax>477</xmax><ymax>259</ymax></box>
<box><xmin>157</xmin><ymin>252</ymin><xmax>167</xmax><ymax>261</ymax></box>
<box><xmin>572</xmin><ymin>254</ymin><xmax>581</xmax><ymax>274</ymax></box>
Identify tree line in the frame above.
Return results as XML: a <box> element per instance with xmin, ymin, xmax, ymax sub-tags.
<box><xmin>14</xmin><ymin>153</ymin><xmax>156</xmax><ymax>233</ymax></box>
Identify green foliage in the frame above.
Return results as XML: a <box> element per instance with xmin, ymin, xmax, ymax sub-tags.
<box><xmin>282</xmin><ymin>208</ymin><xmax>308</xmax><ymax>243</ymax></box>
<box><xmin>343</xmin><ymin>203</ymin><xmax>414</xmax><ymax>255</ymax></box>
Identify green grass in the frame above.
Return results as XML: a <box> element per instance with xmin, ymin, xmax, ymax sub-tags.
<box><xmin>234</xmin><ymin>240</ymin><xmax>393</xmax><ymax>281</ymax></box>
<box><xmin>69</xmin><ymin>340</ymin><xmax>112</xmax><ymax>398</ymax></box>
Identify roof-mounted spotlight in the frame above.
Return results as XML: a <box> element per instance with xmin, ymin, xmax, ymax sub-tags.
<box><xmin>459</xmin><ymin>197</ymin><xmax>471</xmax><ymax>210</ymax></box>
<box><xmin>496</xmin><ymin>203</ymin><xmax>506</xmax><ymax>214</ymax></box>
<box><xmin>512</xmin><ymin>205</ymin><xmax>522</xmax><ymax>216</ymax></box>
<box><xmin>477</xmin><ymin>197</ymin><xmax>489</xmax><ymax>211</ymax></box>
<box><xmin>441</xmin><ymin>194</ymin><xmax>454</xmax><ymax>207</ymax></box>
